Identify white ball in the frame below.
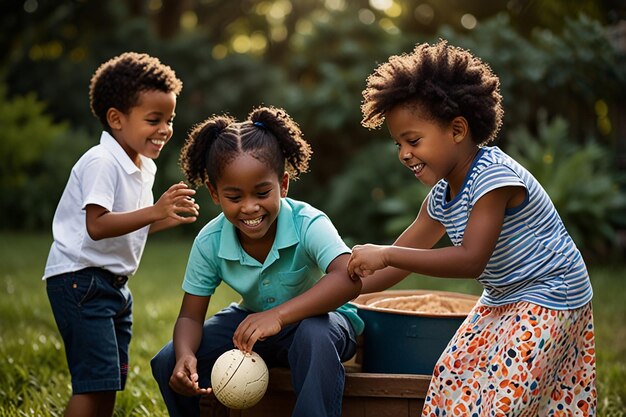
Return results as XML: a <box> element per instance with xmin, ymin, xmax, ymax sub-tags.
<box><xmin>211</xmin><ymin>349</ymin><xmax>269</xmax><ymax>409</ymax></box>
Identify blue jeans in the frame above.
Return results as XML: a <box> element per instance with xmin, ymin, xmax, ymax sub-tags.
<box><xmin>151</xmin><ymin>304</ymin><xmax>357</xmax><ymax>417</ymax></box>
<box><xmin>46</xmin><ymin>267</ymin><xmax>132</xmax><ymax>394</ymax></box>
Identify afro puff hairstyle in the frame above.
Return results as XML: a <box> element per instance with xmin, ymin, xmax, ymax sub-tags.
<box><xmin>179</xmin><ymin>106</ymin><xmax>312</xmax><ymax>189</ymax></box>
<box><xmin>89</xmin><ymin>52</ymin><xmax>183</xmax><ymax>131</ymax></box>
<box><xmin>361</xmin><ymin>40</ymin><xmax>504</xmax><ymax>145</ymax></box>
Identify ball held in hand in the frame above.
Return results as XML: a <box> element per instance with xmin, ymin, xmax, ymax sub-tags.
<box><xmin>211</xmin><ymin>349</ymin><xmax>269</xmax><ymax>409</ymax></box>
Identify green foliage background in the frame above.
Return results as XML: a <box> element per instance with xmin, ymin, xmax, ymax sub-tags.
<box><xmin>2</xmin><ymin>0</ymin><xmax>625</xmax><ymax>258</ymax></box>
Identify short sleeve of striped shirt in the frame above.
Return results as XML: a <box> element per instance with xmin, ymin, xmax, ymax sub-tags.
<box><xmin>425</xmin><ymin>187</ymin><xmax>439</xmax><ymax>221</ymax></box>
<box><xmin>469</xmin><ymin>164</ymin><xmax>526</xmax><ymax>208</ymax></box>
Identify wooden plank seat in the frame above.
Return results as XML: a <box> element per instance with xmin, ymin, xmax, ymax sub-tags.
<box><xmin>199</xmin><ymin>363</ymin><xmax>432</xmax><ymax>417</ymax></box>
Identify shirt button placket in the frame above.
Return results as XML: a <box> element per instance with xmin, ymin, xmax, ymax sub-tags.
<box><xmin>260</xmin><ymin>272</ymin><xmax>273</xmax><ymax>307</ymax></box>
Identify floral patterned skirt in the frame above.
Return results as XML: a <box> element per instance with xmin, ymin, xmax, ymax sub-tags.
<box><xmin>421</xmin><ymin>301</ymin><xmax>596</xmax><ymax>417</ymax></box>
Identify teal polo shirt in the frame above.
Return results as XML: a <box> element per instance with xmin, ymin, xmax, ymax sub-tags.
<box><xmin>182</xmin><ymin>197</ymin><xmax>364</xmax><ymax>335</ymax></box>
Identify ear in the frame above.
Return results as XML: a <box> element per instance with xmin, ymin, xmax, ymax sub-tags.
<box><xmin>451</xmin><ymin>116</ymin><xmax>469</xmax><ymax>143</ymax></box>
<box><xmin>207</xmin><ymin>182</ymin><xmax>220</xmax><ymax>205</ymax></box>
<box><xmin>106</xmin><ymin>108</ymin><xmax>123</xmax><ymax>131</ymax></box>
<box><xmin>280</xmin><ymin>172</ymin><xmax>289</xmax><ymax>198</ymax></box>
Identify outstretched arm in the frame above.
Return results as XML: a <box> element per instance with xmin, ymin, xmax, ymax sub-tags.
<box><xmin>233</xmin><ymin>253</ymin><xmax>361</xmax><ymax>353</ymax></box>
<box><xmin>86</xmin><ymin>182</ymin><xmax>198</xmax><ymax>240</ymax></box>
<box><xmin>356</xmin><ymin>196</ymin><xmax>446</xmax><ymax>293</ymax></box>
<box><xmin>349</xmin><ymin>187</ymin><xmax>518</xmax><ymax>282</ymax></box>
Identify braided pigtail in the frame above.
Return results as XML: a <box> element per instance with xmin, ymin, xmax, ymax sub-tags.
<box><xmin>248</xmin><ymin>106</ymin><xmax>312</xmax><ymax>180</ymax></box>
<box><xmin>179</xmin><ymin>115</ymin><xmax>235</xmax><ymax>188</ymax></box>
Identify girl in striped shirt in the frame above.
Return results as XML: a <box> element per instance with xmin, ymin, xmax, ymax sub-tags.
<box><xmin>348</xmin><ymin>40</ymin><xmax>596</xmax><ymax>416</ymax></box>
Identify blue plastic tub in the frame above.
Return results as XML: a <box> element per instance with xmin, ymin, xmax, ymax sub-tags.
<box><xmin>350</xmin><ymin>290</ymin><xmax>478</xmax><ymax>375</ymax></box>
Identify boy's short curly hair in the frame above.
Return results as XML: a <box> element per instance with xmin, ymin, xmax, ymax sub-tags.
<box><xmin>89</xmin><ymin>52</ymin><xmax>183</xmax><ymax>131</ymax></box>
<box><xmin>361</xmin><ymin>40</ymin><xmax>503</xmax><ymax>145</ymax></box>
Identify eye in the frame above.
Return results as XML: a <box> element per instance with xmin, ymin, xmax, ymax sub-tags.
<box><xmin>146</xmin><ymin>119</ymin><xmax>160</xmax><ymax>125</ymax></box>
<box><xmin>257</xmin><ymin>190</ymin><xmax>271</xmax><ymax>198</ymax></box>
<box><xmin>408</xmin><ymin>138</ymin><xmax>421</xmax><ymax>146</ymax></box>
<box><xmin>225</xmin><ymin>195</ymin><xmax>241</xmax><ymax>202</ymax></box>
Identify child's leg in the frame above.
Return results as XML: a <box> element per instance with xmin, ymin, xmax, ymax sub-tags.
<box><xmin>283</xmin><ymin>312</ymin><xmax>356</xmax><ymax>417</ymax></box>
<box><xmin>64</xmin><ymin>391</ymin><xmax>116</xmax><ymax>417</ymax></box>
<box><xmin>151</xmin><ymin>304</ymin><xmax>249</xmax><ymax>417</ymax></box>
<box><xmin>46</xmin><ymin>269</ymin><xmax>132</xmax><ymax>417</ymax></box>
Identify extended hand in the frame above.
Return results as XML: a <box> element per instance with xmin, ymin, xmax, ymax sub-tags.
<box><xmin>233</xmin><ymin>310</ymin><xmax>284</xmax><ymax>353</ymax></box>
<box><xmin>155</xmin><ymin>182</ymin><xmax>199</xmax><ymax>223</ymax></box>
<box><xmin>347</xmin><ymin>244</ymin><xmax>389</xmax><ymax>278</ymax></box>
<box><xmin>169</xmin><ymin>354</ymin><xmax>211</xmax><ymax>397</ymax></box>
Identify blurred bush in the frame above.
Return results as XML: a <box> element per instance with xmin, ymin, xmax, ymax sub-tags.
<box><xmin>324</xmin><ymin>141</ymin><xmax>429</xmax><ymax>246</ymax></box>
<box><xmin>2</xmin><ymin>3</ymin><xmax>625</xmax><ymax>260</ymax></box>
<box><xmin>0</xmin><ymin>85</ymin><xmax>92</xmax><ymax>230</ymax></box>
<box><xmin>437</xmin><ymin>12</ymin><xmax>625</xmax><ymax>142</ymax></box>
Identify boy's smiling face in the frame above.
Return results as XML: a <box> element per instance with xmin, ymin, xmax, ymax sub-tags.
<box><xmin>108</xmin><ymin>89</ymin><xmax>177</xmax><ymax>166</ymax></box>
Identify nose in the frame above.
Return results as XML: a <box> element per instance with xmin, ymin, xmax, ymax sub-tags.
<box><xmin>158</xmin><ymin>124</ymin><xmax>171</xmax><ymax>137</ymax></box>
<box><xmin>241</xmin><ymin>199</ymin><xmax>260</xmax><ymax>214</ymax></box>
<box><xmin>400</xmin><ymin>149</ymin><xmax>412</xmax><ymax>161</ymax></box>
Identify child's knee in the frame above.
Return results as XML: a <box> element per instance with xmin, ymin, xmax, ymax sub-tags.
<box><xmin>150</xmin><ymin>343</ymin><xmax>175</xmax><ymax>380</ymax></box>
<box><xmin>295</xmin><ymin>316</ymin><xmax>333</xmax><ymax>344</ymax></box>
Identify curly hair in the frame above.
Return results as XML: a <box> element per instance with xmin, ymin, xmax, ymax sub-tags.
<box><xmin>179</xmin><ymin>106</ymin><xmax>312</xmax><ymax>188</ymax></box>
<box><xmin>89</xmin><ymin>52</ymin><xmax>183</xmax><ymax>131</ymax></box>
<box><xmin>361</xmin><ymin>40</ymin><xmax>503</xmax><ymax>145</ymax></box>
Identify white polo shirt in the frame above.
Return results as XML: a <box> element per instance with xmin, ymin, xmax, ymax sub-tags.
<box><xmin>43</xmin><ymin>131</ymin><xmax>156</xmax><ymax>279</ymax></box>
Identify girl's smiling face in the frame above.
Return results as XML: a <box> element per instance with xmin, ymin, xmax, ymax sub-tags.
<box><xmin>209</xmin><ymin>152</ymin><xmax>288</xmax><ymax>247</ymax></box>
<box><xmin>385</xmin><ymin>103</ymin><xmax>475</xmax><ymax>194</ymax></box>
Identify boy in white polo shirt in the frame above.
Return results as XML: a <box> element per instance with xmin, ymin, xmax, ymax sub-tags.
<box><xmin>43</xmin><ymin>52</ymin><xmax>199</xmax><ymax>417</ymax></box>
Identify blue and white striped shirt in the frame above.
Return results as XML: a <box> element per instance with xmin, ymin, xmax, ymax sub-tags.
<box><xmin>427</xmin><ymin>146</ymin><xmax>592</xmax><ymax>310</ymax></box>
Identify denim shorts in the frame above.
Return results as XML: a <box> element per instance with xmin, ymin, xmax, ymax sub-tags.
<box><xmin>46</xmin><ymin>267</ymin><xmax>133</xmax><ymax>394</ymax></box>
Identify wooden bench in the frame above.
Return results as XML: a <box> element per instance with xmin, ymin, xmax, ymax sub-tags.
<box><xmin>200</xmin><ymin>363</ymin><xmax>432</xmax><ymax>417</ymax></box>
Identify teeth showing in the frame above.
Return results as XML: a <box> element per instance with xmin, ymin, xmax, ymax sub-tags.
<box><xmin>410</xmin><ymin>163</ymin><xmax>425</xmax><ymax>173</ymax></box>
<box><xmin>242</xmin><ymin>217</ymin><xmax>263</xmax><ymax>227</ymax></box>
<box><xmin>150</xmin><ymin>139</ymin><xmax>166</xmax><ymax>146</ymax></box>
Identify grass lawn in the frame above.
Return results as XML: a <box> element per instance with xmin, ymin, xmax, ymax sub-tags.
<box><xmin>0</xmin><ymin>231</ymin><xmax>624</xmax><ymax>416</ymax></box>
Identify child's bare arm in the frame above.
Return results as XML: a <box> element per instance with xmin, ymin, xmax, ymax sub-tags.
<box><xmin>232</xmin><ymin>253</ymin><xmax>361</xmax><ymax>353</ymax></box>
<box><xmin>169</xmin><ymin>293</ymin><xmax>212</xmax><ymax>396</ymax></box>
<box><xmin>357</xmin><ymin>197</ymin><xmax>446</xmax><ymax>293</ymax></box>
<box><xmin>349</xmin><ymin>186</ymin><xmax>518</xmax><ymax>280</ymax></box>
<box><xmin>85</xmin><ymin>182</ymin><xmax>198</xmax><ymax>240</ymax></box>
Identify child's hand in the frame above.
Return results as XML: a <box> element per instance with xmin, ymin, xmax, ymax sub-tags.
<box><xmin>348</xmin><ymin>244</ymin><xmax>388</xmax><ymax>278</ymax></box>
<box><xmin>169</xmin><ymin>354</ymin><xmax>211</xmax><ymax>397</ymax></box>
<box><xmin>155</xmin><ymin>182</ymin><xmax>199</xmax><ymax>224</ymax></box>
<box><xmin>232</xmin><ymin>310</ymin><xmax>284</xmax><ymax>353</ymax></box>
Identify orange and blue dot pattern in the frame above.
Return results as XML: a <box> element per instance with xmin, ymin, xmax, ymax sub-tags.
<box><xmin>421</xmin><ymin>302</ymin><xmax>596</xmax><ymax>416</ymax></box>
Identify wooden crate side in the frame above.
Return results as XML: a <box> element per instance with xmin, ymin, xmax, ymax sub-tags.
<box><xmin>224</xmin><ymin>368</ymin><xmax>431</xmax><ymax>417</ymax></box>
<box><xmin>343</xmin><ymin>372</ymin><xmax>431</xmax><ymax>398</ymax></box>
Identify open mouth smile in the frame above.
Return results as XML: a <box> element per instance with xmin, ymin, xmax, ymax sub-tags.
<box><xmin>150</xmin><ymin>139</ymin><xmax>166</xmax><ymax>146</ymax></box>
<box><xmin>242</xmin><ymin>216</ymin><xmax>263</xmax><ymax>227</ymax></box>
<box><xmin>409</xmin><ymin>163</ymin><xmax>425</xmax><ymax>175</ymax></box>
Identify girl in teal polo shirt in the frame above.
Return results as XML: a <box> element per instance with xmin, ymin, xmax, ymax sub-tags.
<box><xmin>151</xmin><ymin>106</ymin><xmax>363</xmax><ymax>417</ymax></box>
